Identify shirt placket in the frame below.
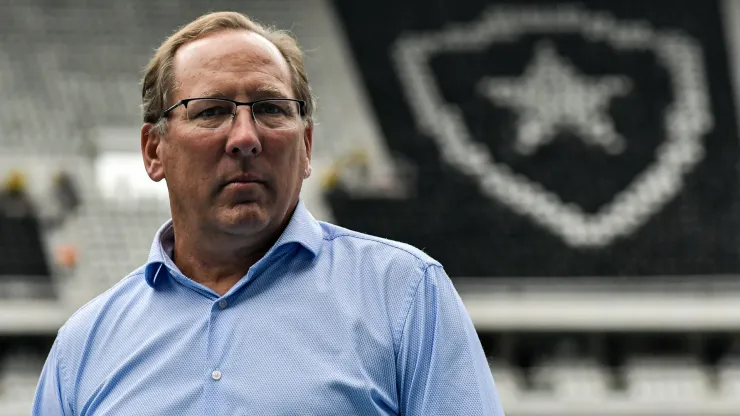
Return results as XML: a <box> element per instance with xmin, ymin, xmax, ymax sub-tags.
<box><xmin>200</xmin><ymin>294</ymin><xmax>232</xmax><ymax>414</ymax></box>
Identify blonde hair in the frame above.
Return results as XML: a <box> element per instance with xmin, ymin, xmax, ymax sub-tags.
<box><xmin>141</xmin><ymin>11</ymin><xmax>315</xmax><ymax>133</ymax></box>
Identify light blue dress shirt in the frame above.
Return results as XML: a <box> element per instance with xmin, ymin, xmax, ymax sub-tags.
<box><xmin>33</xmin><ymin>201</ymin><xmax>504</xmax><ymax>415</ymax></box>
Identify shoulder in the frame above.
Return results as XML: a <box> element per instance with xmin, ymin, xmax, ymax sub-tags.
<box><xmin>317</xmin><ymin>221</ymin><xmax>444</xmax><ymax>310</ymax></box>
<box><xmin>319</xmin><ymin>220</ymin><xmax>441</xmax><ymax>270</ymax></box>
<box><xmin>317</xmin><ymin>222</ymin><xmax>455</xmax><ymax>350</ymax></box>
<box><xmin>54</xmin><ymin>267</ymin><xmax>148</xmax><ymax>356</ymax></box>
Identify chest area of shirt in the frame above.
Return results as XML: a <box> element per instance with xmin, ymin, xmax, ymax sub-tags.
<box><xmin>75</xmin><ymin>298</ymin><xmax>398</xmax><ymax>415</ymax></box>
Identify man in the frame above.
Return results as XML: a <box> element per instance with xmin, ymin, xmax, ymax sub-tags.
<box><xmin>33</xmin><ymin>11</ymin><xmax>504</xmax><ymax>415</ymax></box>
<box><xmin>0</xmin><ymin>170</ymin><xmax>35</xmax><ymax>219</ymax></box>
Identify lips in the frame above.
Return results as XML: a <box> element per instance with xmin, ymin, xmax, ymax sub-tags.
<box><xmin>226</xmin><ymin>173</ymin><xmax>264</xmax><ymax>183</ymax></box>
<box><xmin>221</xmin><ymin>174</ymin><xmax>266</xmax><ymax>191</ymax></box>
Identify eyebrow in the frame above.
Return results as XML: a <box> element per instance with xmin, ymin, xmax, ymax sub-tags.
<box><xmin>197</xmin><ymin>89</ymin><xmax>229</xmax><ymax>99</ymax></box>
<box><xmin>193</xmin><ymin>85</ymin><xmax>290</xmax><ymax>101</ymax></box>
<box><xmin>255</xmin><ymin>85</ymin><xmax>290</xmax><ymax>98</ymax></box>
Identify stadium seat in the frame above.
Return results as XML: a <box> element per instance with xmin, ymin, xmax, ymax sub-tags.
<box><xmin>532</xmin><ymin>358</ymin><xmax>610</xmax><ymax>401</ymax></box>
<box><xmin>625</xmin><ymin>358</ymin><xmax>712</xmax><ymax>402</ymax></box>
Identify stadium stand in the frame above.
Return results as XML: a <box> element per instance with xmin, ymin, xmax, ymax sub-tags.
<box><xmin>2</xmin><ymin>0</ymin><xmax>740</xmax><ymax>414</ymax></box>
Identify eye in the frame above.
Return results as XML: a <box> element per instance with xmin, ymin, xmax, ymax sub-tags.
<box><xmin>195</xmin><ymin>104</ymin><xmax>232</xmax><ymax>119</ymax></box>
<box><xmin>254</xmin><ymin>102</ymin><xmax>288</xmax><ymax>116</ymax></box>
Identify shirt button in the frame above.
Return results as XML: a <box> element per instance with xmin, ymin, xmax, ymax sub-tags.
<box><xmin>211</xmin><ymin>370</ymin><xmax>222</xmax><ymax>381</ymax></box>
<box><xmin>218</xmin><ymin>299</ymin><xmax>228</xmax><ymax>309</ymax></box>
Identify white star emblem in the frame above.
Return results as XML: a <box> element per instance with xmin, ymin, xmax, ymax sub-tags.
<box><xmin>478</xmin><ymin>41</ymin><xmax>632</xmax><ymax>155</ymax></box>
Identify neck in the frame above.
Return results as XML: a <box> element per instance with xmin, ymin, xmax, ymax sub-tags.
<box><xmin>171</xmin><ymin>213</ymin><xmax>292</xmax><ymax>296</ymax></box>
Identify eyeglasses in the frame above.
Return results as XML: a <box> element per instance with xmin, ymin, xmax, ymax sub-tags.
<box><xmin>162</xmin><ymin>97</ymin><xmax>306</xmax><ymax>131</ymax></box>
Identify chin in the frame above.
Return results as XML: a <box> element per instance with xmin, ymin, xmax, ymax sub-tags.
<box><xmin>217</xmin><ymin>203</ymin><xmax>271</xmax><ymax>234</ymax></box>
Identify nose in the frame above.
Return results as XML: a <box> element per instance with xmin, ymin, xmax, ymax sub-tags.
<box><xmin>225</xmin><ymin>107</ymin><xmax>262</xmax><ymax>157</ymax></box>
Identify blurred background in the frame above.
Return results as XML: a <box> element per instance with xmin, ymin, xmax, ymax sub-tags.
<box><xmin>1</xmin><ymin>0</ymin><xmax>740</xmax><ymax>414</ymax></box>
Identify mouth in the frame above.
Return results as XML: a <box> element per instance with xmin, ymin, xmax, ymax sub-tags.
<box><xmin>221</xmin><ymin>174</ymin><xmax>267</xmax><ymax>193</ymax></box>
<box><xmin>224</xmin><ymin>181</ymin><xmax>263</xmax><ymax>190</ymax></box>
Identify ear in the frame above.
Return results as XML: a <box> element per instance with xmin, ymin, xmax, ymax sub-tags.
<box><xmin>302</xmin><ymin>122</ymin><xmax>313</xmax><ymax>179</ymax></box>
<box><xmin>141</xmin><ymin>123</ymin><xmax>166</xmax><ymax>182</ymax></box>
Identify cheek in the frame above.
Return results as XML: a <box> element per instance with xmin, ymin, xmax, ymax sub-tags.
<box><xmin>163</xmin><ymin>136</ymin><xmax>221</xmax><ymax>194</ymax></box>
<box><xmin>272</xmin><ymin>138</ymin><xmax>305</xmax><ymax>178</ymax></box>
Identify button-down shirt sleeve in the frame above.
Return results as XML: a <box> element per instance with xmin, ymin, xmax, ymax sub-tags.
<box><xmin>32</xmin><ymin>334</ymin><xmax>72</xmax><ymax>416</ymax></box>
<box><xmin>397</xmin><ymin>264</ymin><xmax>505</xmax><ymax>416</ymax></box>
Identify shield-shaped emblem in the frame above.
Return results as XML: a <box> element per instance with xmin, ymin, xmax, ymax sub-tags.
<box><xmin>392</xmin><ymin>5</ymin><xmax>712</xmax><ymax>248</ymax></box>
<box><xmin>329</xmin><ymin>0</ymin><xmax>739</xmax><ymax>277</ymax></box>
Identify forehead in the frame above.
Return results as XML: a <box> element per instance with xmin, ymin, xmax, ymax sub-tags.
<box><xmin>171</xmin><ymin>30</ymin><xmax>293</xmax><ymax>99</ymax></box>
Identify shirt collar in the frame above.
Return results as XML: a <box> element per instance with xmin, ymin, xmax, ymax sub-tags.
<box><xmin>144</xmin><ymin>200</ymin><xmax>323</xmax><ymax>287</ymax></box>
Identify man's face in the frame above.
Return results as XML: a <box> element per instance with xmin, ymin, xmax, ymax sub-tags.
<box><xmin>144</xmin><ymin>30</ymin><xmax>312</xmax><ymax>238</ymax></box>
